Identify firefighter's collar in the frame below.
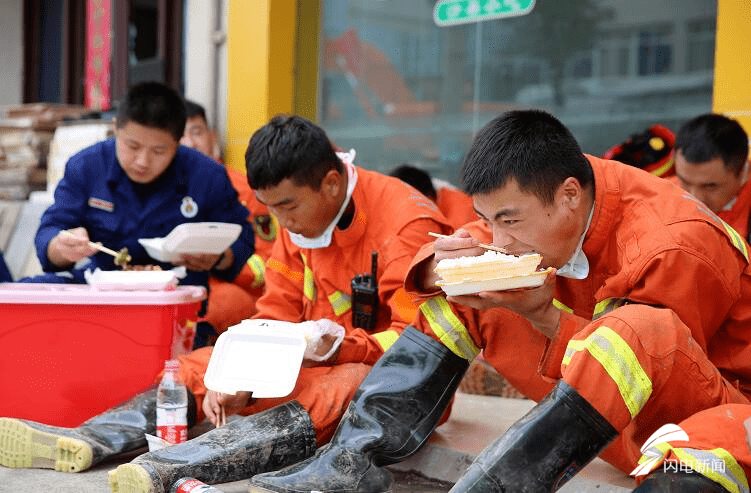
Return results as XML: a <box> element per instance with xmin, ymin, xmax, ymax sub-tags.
<box><xmin>557</xmin><ymin>203</ymin><xmax>594</xmax><ymax>280</ymax></box>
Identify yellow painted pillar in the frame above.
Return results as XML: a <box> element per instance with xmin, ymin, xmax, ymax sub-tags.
<box><xmin>713</xmin><ymin>0</ymin><xmax>751</xmax><ymax>132</ymax></box>
<box><xmin>226</xmin><ymin>0</ymin><xmax>298</xmax><ymax>172</ymax></box>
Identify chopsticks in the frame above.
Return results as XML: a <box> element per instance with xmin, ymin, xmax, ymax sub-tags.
<box><xmin>219</xmin><ymin>404</ymin><xmax>226</xmax><ymax>427</ymax></box>
<box><xmin>428</xmin><ymin>231</ymin><xmax>508</xmax><ymax>254</ymax></box>
<box><xmin>60</xmin><ymin>230</ymin><xmax>132</xmax><ymax>266</ymax></box>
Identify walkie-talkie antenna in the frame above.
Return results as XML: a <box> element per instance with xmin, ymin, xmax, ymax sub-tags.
<box><xmin>370</xmin><ymin>251</ymin><xmax>378</xmax><ymax>286</ymax></box>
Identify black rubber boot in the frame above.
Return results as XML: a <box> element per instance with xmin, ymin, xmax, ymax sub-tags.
<box><xmin>249</xmin><ymin>326</ymin><xmax>470</xmax><ymax>493</ymax></box>
<box><xmin>447</xmin><ymin>380</ymin><xmax>618</xmax><ymax>492</ymax></box>
<box><xmin>632</xmin><ymin>470</ymin><xmax>731</xmax><ymax>492</ymax></box>
<box><xmin>108</xmin><ymin>401</ymin><xmax>317</xmax><ymax>493</ymax></box>
<box><xmin>0</xmin><ymin>386</ymin><xmax>169</xmax><ymax>472</ymax></box>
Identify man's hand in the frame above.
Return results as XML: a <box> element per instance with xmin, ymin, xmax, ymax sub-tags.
<box><xmin>417</xmin><ymin>229</ymin><xmax>487</xmax><ymax>292</ymax></box>
<box><xmin>177</xmin><ymin>248</ymin><xmax>233</xmax><ymax>271</ymax></box>
<box><xmin>448</xmin><ymin>268</ymin><xmax>560</xmax><ymax>339</ymax></box>
<box><xmin>47</xmin><ymin>227</ymin><xmax>98</xmax><ymax>268</ymax></box>
<box><xmin>202</xmin><ymin>389</ymin><xmax>253</xmax><ymax>426</ymax></box>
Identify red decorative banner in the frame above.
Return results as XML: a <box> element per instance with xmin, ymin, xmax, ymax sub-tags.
<box><xmin>84</xmin><ymin>0</ymin><xmax>111</xmax><ymax>110</ymax></box>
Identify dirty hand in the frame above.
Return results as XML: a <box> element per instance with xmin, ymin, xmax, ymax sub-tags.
<box><xmin>202</xmin><ymin>389</ymin><xmax>252</xmax><ymax>426</ymax></box>
<box><xmin>48</xmin><ymin>227</ymin><xmax>98</xmax><ymax>267</ymax></box>
<box><xmin>449</xmin><ymin>268</ymin><xmax>560</xmax><ymax>339</ymax></box>
<box><xmin>417</xmin><ymin>229</ymin><xmax>487</xmax><ymax>291</ymax></box>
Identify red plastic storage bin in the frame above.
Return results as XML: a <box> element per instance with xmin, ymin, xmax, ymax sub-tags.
<box><xmin>0</xmin><ymin>283</ymin><xmax>206</xmax><ymax>427</ymax></box>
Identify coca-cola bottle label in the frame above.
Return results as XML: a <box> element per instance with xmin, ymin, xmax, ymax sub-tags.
<box><xmin>156</xmin><ymin>406</ymin><xmax>188</xmax><ymax>444</ymax></box>
<box><xmin>172</xmin><ymin>477</ymin><xmax>222</xmax><ymax>492</ymax></box>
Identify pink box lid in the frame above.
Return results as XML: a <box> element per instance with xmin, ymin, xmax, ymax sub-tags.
<box><xmin>0</xmin><ymin>283</ymin><xmax>206</xmax><ymax>305</ymax></box>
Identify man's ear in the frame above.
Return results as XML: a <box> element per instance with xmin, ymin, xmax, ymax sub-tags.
<box><xmin>321</xmin><ymin>168</ymin><xmax>344</xmax><ymax>200</ymax></box>
<box><xmin>558</xmin><ymin>176</ymin><xmax>583</xmax><ymax>210</ymax></box>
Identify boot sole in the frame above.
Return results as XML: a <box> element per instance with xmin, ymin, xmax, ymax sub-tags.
<box><xmin>108</xmin><ymin>464</ymin><xmax>156</xmax><ymax>493</ymax></box>
<box><xmin>0</xmin><ymin>418</ymin><xmax>93</xmax><ymax>472</ymax></box>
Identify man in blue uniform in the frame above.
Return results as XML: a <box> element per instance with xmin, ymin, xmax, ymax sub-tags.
<box><xmin>35</xmin><ymin>82</ymin><xmax>254</xmax><ymax>289</ymax></box>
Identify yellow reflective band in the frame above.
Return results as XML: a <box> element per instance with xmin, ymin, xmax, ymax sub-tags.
<box><xmin>267</xmin><ymin>258</ymin><xmax>303</xmax><ymax>283</ymax></box>
<box><xmin>300</xmin><ymin>253</ymin><xmax>316</xmax><ymax>302</ymax></box>
<box><xmin>593</xmin><ymin>298</ymin><xmax>629</xmax><ymax>319</ymax></box>
<box><xmin>327</xmin><ymin>291</ymin><xmax>352</xmax><ymax>317</ymax></box>
<box><xmin>553</xmin><ymin>298</ymin><xmax>573</xmax><ymax>314</ymax></box>
<box><xmin>419</xmin><ymin>297</ymin><xmax>479</xmax><ymax>361</ymax></box>
<box><xmin>246</xmin><ymin>254</ymin><xmax>266</xmax><ymax>288</ymax></box>
<box><xmin>721</xmin><ymin>221</ymin><xmax>749</xmax><ymax>262</ymax></box>
<box><xmin>651</xmin><ymin>157</ymin><xmax>674</xmax><ymax>177</ymax></box>
<box><xmin>373</xmin><ymin>330</ymin><xmax>400</xmax><ymax>351</ymax></box>
<box><xmin>670</xmin><ymin>447</ymin><xmax>749</xmax><ymax>493</ymax></box>
<box><xmin>562</xmin><ymin>326</ymin><xmax>652</xmax><ymax>418</ymax></box>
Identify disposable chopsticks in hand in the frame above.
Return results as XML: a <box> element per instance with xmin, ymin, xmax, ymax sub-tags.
<box><xmin>428</xmin><ymin>231</ymin><xmax>508</xmax><ymax>254</ymax></box>
<box><xmin>60</xmin><ymin>229</ymin><xmax>132</xmax><ymax>266</ymax></box>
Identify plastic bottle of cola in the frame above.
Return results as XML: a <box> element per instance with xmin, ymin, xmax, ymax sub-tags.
<box><xmin>156</xmin><ymin>359</ymin><xmax>188</xmax><ymax>445</ymax></box>
<box><xmin>170</xmin><ymin>477</ymin><xmax>226</xmax><ymax>493</ymax></box>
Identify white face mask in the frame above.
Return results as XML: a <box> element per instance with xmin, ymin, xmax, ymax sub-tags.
<box><xmin>287</xmin><ymin>150</ymin><xmax>359</xmax><ymax>249</ymax></box>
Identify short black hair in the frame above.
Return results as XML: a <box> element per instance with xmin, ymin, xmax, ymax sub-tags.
<box><xmin>461</xmin><ymin>109</ymin><xmax>593</xmax><ymax>204</ymax></box>
<box><xmin>184</xmin><ymin>99</ymin><xmax>208</xmax><ymax>123</ymax></box>
<box><xmin>388</xmin><ymin>164</ymin><xmax>437</xmax><ymax>199</ymax></box>
<box><xmin>245</xmin><ymin>115</ymin><xmax>343</xmax><ymax>190</ymax></box>
<box><xmin>115</xmin><ymin>82</ymin><xmax>186</xmax><ymax>141</ymax></box>
<box><xmin>675</xmin><ymin>113</ymin><xmax>749</xmax><ymax>177</ymax></box>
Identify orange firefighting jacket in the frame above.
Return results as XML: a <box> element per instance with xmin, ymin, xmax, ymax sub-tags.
<box><xmin>205</xmin><ymin>167</ymin><xmax>278</xmax><ymax>332</ymax></box>
<box><xmin>405</xmin><ymin>154</ymin><xmax>751</xmax><ymax>400</ymax></box>
<box><xmin>255</xmin><ymin>166</ymin><xmax>453</xmax><ymax>365</ymax></box>
<box><xmin>435</xmin><ymin>185</ymin><xmax>478</xmax><ymax>230</ymax></box>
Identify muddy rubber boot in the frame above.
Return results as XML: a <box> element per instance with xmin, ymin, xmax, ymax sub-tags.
<box><xmin>632</xmin><ymin>470</ymin><xmax>731</xmax><ymax>492</ymax></box>
<box><xmin>249</xmin><ymin>326</ymin><xmax>469</xmax><ymax>493</ymax></box>
<box><xmin>448</xmin><ymin>380</ymin><xmax>618</xmax><ymax>493</ymax></box>
<box><xmin>0</xmin><ymin>386</ymin><xmax>168</xmax><ymax>472</ymax></box>
<box><xmin>108</xmin><ymin>401</ymin><xmax>317</xmax><ymax>493</ymax></box>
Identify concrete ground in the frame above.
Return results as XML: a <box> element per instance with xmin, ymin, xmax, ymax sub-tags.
<box><xmin>0</xmin><ymin>392</ymin><xmax>635</xmax><ymax>493</ymax></box>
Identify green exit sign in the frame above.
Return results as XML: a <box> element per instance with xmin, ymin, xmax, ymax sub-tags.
<box><xmin>434</xmin><ymin>0</ymin><xmax>535</xmax><ymax>26</ymax></box>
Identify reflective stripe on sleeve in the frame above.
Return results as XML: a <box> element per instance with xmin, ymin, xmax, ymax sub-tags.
<box><xmin>562</xmin><ymin>325</ymin><xmax>652</xmax><ymax>418</ymax></box>
<box><xmin>553</xmin><ymin>298</ymin><xmax>574</xmax><ymax>314</ymax></box>
<box><xmin>593</xmin><ymin>298</ymin><xmax>629</xmax><ymax>319</ymax></box>
<box><xmin>300</xmin><ymin>253</ymin><xmax>316</xmax><ymax>301</ymax></box>
<box><xmin>418</xmin><ymin>296</ymin><xmax>479</xmax><ymax>361</ymax></box>
<box><xmin>373</xmin><ymin>330</ymin><xmax>400</xmax><ymax>352</ymax></box>
<box><xmin>328</xmin><ymin>291</ymin><xmax>352</xmax><ymax>317</ymax></box>
<box><xmin>246</xmin><ymin>254</ymin><xmax>266</xmax><ymax>288</ymax></box>
<box><xmin>639</xmin><ymin>444</ymin><xmax>749</xmax><ymax>493</ymax></box>
<box><xmin>721</xmin><ymin>221</ymin><xmax>749</xmax><ymax>262</ymax></box>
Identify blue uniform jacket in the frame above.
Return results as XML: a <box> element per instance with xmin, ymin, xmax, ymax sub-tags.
<box><xmin>35</xmin><ymin>139</ymin><xmax>255</xmax><ymax>288</ymax></box>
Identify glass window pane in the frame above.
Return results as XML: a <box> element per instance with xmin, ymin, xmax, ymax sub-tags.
<box><xmin>320</xmin><ymin>0</ymin><xmax>717</xmax><ymax>184</ymax></box>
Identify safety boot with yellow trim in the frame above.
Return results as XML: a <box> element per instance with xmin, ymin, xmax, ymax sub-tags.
<box><xmin>0</xmin><ymin>386</ymin><xmax>165</xmax><ymax>473</ymax></box>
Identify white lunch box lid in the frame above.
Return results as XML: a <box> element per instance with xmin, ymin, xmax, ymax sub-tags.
<box><xmin>139</xmin><ymin>222</ymin><xmax>242</xmax><ymax>263</ymax></box>
<box><xmin>203</xmin><ymin>319</ymin><xmax>306</xmax><ymax>398</ymax></box>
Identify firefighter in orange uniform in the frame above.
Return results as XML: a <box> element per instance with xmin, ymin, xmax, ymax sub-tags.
<box><xmin>250</xmin><ymin>110</ymin><xmax>751</xmax><ymax>493</ymax></box>
<box><xmin>673</xmin><ymin>113</ymin><xmax>751</xmax><ymax>243</ymax></box>
<box><xmin>182</xmin><ymin>100</ymin><xmax>278</xmax><ymax>337</ymax></box>
<box><xmin>104</xmin><ymin>114</ymin><xmax>458</xmax><ymax>493</ymax></box>
<box><xmin>389</xmin><ymin>163</ymin><xmax>477</xmax><ymax>229</ymax></box>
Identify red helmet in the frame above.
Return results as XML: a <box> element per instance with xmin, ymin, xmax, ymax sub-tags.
<box><xmin>602</xmin><ymin>124</ymin><xmax>675</xmax><ymax>177</ymax></box>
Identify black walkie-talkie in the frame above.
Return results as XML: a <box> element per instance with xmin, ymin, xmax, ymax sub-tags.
<box><xmin>352</xmin><ymin>251</ymin><xmax>379</xmax><ymax>330</ymax></box>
